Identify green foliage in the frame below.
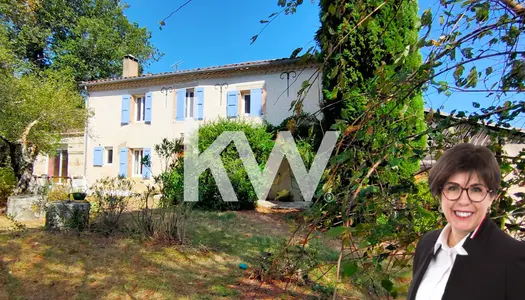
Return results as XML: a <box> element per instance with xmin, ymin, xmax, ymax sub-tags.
<box><xmin>271</xmin><ymin>0</ymin><xmax>525</xmax><ymax>298</ymax></box>
<box><xmin>0</xmin><ymin>69</ymin><xmax>87</xmax><ymax>152</ymax></box>
<box><xmin>159</xmin><ymin>118</ymin><xmax>275</xmax><ymax>210</ymax></box>
<box><xmin>0</xmin><ymin>0</ymin><xmax>162</xmax><ymax>82</ymax></box>
<box><xmin>0</xmin><ymin>167</ymin><xmax>15</xmax><ymax>205</ymax></box>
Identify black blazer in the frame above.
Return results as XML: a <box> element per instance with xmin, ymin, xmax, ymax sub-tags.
<box><xmin>407</xmin><ymin>217</ymin><xmax>525</xmax><ymax>300</ymax></box>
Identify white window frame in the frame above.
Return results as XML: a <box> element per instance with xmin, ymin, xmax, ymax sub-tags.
<box><xmin>105</xmin><ymin>147</ymin><xmax>113</xmax><ymax>165</ymax></box>
<box><xmin>132</xmin><ymin>149</ymin><xmax>144</xmax><ymax>177</ymax></box>
<box><xmin>136</xmin><ymin>96</ymin><xmax>146</xmax><ymax>122</ymax></box>
<box><xmin>243</xmin><ymin>93</ymin><xmax>251</xmax><ymax>116</ymax></box>
<box><xmin>185</xmin><ymin>90</ymin><xmax>194</xmax><ymax>119</ymax></box>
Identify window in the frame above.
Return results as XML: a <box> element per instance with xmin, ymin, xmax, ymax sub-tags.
<box><xmin>132</xmin><ymin>149</ymin><xmax>144</xmax><ymax>176</ymax></box>
<box><xmin>105</xmin><ymin>147</ymin><xmax>113</xmax><ymax>165</ymax></box>
<box><xmin>243</xmin><ymin>94</ymin><xmax>251</xmax><ymax>115</ymax></box>
<box><xmin>136</xmin><ymin>96</ymin><xmax>145</xmax><ymax>122</ymax></box>
<box><xmin>185</xmin><ymin>90</ymin><xmax>194</xmax><ymax>118</ymax></box>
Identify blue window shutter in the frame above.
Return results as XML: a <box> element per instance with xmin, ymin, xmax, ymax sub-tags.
<box><xmin>93</xmin><ymin>147</ymin><xmax>103</xmax><ymax>166</ymax></box>
<box><xmin>176</xmin><ymin>89</ymin><xmax>186</xmax><ymax>121</ymax></box>
<box><xmin>250</xmin><ymin>88</ymin><xmax>263</xmax><ymax>117</ymax></box>
<box><xmin>227</xmin><ymin>91</ymin><xmax>238</xmax><ymax>118</ymax></box>
<box><xmin>145</xmin><ymin>92</ymin><xmax>152</xmax><ymax>123</ymax></box>
<box><xmin>119</xmin><ymin>148</ymin><xmax>128</xmax><ymax>177</ymax></box>
<box><xmin>195</xmin><ymin>87</ymin><xmax>204</xmax><ymax>120</ymax></box>
<box><xmin>121</xmin><ymin>95</ymin><xmax>131</xmax><ymax>125</ymax></box>
<box><xmin>142</xmin><ymin>148</ymin><xmax>152</xmax><ymax>179</ymax></box>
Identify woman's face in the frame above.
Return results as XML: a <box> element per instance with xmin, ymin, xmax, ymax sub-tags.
<box><xmin>440</xmin><ymin>172</ymin><xmax>495</xmax><ymax>236</ymax></box>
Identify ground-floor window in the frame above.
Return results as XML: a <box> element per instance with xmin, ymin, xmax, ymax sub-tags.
<box><xmin>132</xmin><ymin>149</ymin><xmax>144</xmax><ymax>176</ymax></box>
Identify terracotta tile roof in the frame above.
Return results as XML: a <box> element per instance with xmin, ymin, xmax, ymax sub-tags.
<box><xmin>80</xmin><ymin>58</ymin><xmax>312</xmax><ymax>86</ymax></box>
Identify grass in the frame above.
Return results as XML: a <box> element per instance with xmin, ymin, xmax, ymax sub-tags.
<box><xmin>0</xmin><ymin>208</ymin><xmax>364</xmax><ymax>300</ymax></box>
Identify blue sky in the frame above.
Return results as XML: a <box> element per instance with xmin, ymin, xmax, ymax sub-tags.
<box><xmin>123</xmin><ymin>0</ymin><xmax>524</xmax><ymax>128</ymax></box>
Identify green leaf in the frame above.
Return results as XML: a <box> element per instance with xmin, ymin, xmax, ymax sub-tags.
<box><xmin>421</xmin><ymin>9</ymin><xmax>432</xmax><ymax>27</ymax></box>
<box><xmin>328</xmin><ymin>3</ymin><xmax>336</xmax><ymax>15</ymax></box>
<box><xmin>485</xmin><ymin>66</ymin><xmax>493</xmax><ymax>76</ymax></box>
<box><xmin>290</xmin><ymin>47</ymin><xmax>303</xmax><ymax>58</ymax></box>
<box><xmin>381</xmin><ymin>279</ymin><xmax>394</xmax><ymax>292</ymax></box>
<box><xmin>454</xmin><ymin>65</ymin><xmax>465</xmax><ymax>85</ymax></box>
<box><xmin>465</xmin><ymin>67</ymin><xmax>478</xmax><ymax>88</ymax></box>
<box><xmin>440</xmin><ymin>15</ymin><xmax>444</xmax><ymax>25</ymax></box>
<box><xmin>250</xmin><ymin>35</ymin><xmax>258</xmax><ymax>45</ymax></box>
<box><xmin>341</xmin><ymin>261</ymin><xmax>358</xmax><ymax>278</ymax></box>
<box><xmin>327</xmin><ymin>226</ymin><xmax>346</xmax><ymax>238</ymax></box>
<box><xmin>260</xmin><ymin>20</ymin><xmax>269</xmax><ymax>24</ymax></box>
<box><xmin>437</xmin><ymin>81</ymin><xmax>448</xmax><ymax>93</ymax></box>
<box><xmin>474</xmin><ymin>2</ymin><xmax>490</xmax><ymax>22</ymax></box>
<box><xmin>460</xmin><ymin>47</ymin><xmax>473</xmax><ymax>59</ymax></box>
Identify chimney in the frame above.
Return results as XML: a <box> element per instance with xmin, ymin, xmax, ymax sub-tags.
<box><xmin>122</xmin><ymin>54</ymin><xmax>139</xmax><ymax>78</ymax></box>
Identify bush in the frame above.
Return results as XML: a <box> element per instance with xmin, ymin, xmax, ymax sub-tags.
<box><xmin>89</xmin><ymin>176</ymin><xmax>135</xmax><ymax>235</ymax></box>
<box><xmin>159</xmin><ymin>118</ymin><xmax>275</xmax><ymax>210</ymax></box>
<box><xmin>0</xmin><ymin>167</ymin><xmax>16</xmax><ymax>207</ymax></box>
<box><xmin>130</xmin><ymin>184</ymin><xmax>192</xmax><ymax>244</ymax></box>
<box><xmin>46</xmin><ymin>185</ymin><xmax>70</xmax><ymax>202</ymax></box>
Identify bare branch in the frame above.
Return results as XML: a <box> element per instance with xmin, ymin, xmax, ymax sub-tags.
<box><xmin>498</xmin><ymin>0</ymin><xmax>525</xmax><ymax>18</ymax></box>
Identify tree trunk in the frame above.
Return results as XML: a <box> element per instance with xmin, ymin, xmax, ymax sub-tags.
<box><xmin>1</xmin><ymin>119</ymin><xmax>41</xmax><ymax>195</ymax></box>
<box><xmin>13</xmin><ymin>152</ymin><xmax>37</xmax><ymax>195</ymax></box>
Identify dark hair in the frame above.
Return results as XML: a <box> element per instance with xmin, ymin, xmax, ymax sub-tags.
<box><xmin>428</xmin><ymin>143</ymin><xmax>501</xmax><ymax>197</ymax></box>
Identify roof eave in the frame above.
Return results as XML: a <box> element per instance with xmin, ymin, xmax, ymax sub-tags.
<box><xmin>80</xmin><ymin>58</ymin><xmax>317</xmax><ymax>87</ymax></box>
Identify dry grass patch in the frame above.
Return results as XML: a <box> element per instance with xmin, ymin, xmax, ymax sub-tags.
<box><xmin>0</xmin><ymin>209</ymin><xmax>358</xmax><ymax>299</ymax></box>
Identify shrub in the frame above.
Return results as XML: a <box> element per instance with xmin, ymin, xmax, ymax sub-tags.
<box><xmin>159</xmin><ymin>118</ymin><xmax>275</xmax><ymax>210</ymax></box>
<box><xmin>89</xmin><ymin>176</ymin><xmax>135</xmax><ymax>235</ymax></box>
<box><xmin>0</xmin><ymin>167</ymin><xmax>16</xmax><ymax>207</ymax></box>
<box><xmin>130</xmin><ymin>184</ymin><xmax>192</xmax><ymax>244</ymax></box>
<box><xmin>46</xmin><ymin>185</ymin><xmax>70</xmax><ymax>202</ymax></box>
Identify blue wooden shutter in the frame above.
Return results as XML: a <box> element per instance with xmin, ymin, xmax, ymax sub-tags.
<box><xmin>119</xmin><ymin>148</ymin><xmax>128</xmax><ymax>177</ymax></box>
<box><xmin>145</xmin><ymin>92</ymin><xmax>152</xmax><ymax>123</ymax></box>
<box><xmin>195</xmin><ymin>87</ymin><xmax>204</xmax><ymax>120</ymax></box>
<box><xmin>250</xmin><ymin>88</ymin><xmax>263</xmax><ymax>117</ymax></box>
<box><xmin>227</xmin><ymin>91</ymin><xmax>238</xmax><ymax>118</ymax></box>
<box><xmin>93</xmin><ymin>147</ymin><xmax>103</xmax><ymax>166</ymax></box>
<box><xmin>121</xmin><ymin>95</ymin><xmax>131</xmax><ymax>125</ymax></box>
<box><xmin>176</xmin><ymin>89</ymin><xmax>186</xmax><ymax>121</ymax></box>
<box><xmin>142</xmin><ymin>148</ymin><xmax>152</xmax><ymax>179</ymax></box>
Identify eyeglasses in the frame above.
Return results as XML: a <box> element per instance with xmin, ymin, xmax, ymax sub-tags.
<box><xmin>441</xmin><ymin>182</ymin><xmax>493</xmax><ymax>203</ymax></box>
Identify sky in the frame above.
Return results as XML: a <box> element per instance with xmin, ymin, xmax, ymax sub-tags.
<box><xmin>123</xmin><ymin>0</ymin><xmax>525</xmax><ymax>129</ymax></box>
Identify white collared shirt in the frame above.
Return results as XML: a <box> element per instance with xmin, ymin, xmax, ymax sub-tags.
<box><xmin>415</xmin><ymin>224</ymin><xmax>470</xmax><ymax>300</ymax></box>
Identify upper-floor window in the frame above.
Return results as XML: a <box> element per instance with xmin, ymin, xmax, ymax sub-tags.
<box><xmin>185</xmin><ymin>89</ymin><xmax>194</xmax><ymax>118</ymax></box>
<box><xmin>136</xmin><ymin>96</ymin><xmax>145</xmax><ymax>122</ymax></box>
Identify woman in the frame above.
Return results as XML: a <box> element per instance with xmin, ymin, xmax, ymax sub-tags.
<box><xmin>407</xmin><ymin>143</ymin><xmax>525</xmax><ymax>300</ymax></box>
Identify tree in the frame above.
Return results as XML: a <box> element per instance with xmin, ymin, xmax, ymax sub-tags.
<box><xmin>0</xmin><ymin>0</ymin><xmax>161</xmax><ymax>194</ymax></box>
<box><xmin>267</xmin><ymin>0</ymin><xmax>524</xmax><ymax>298</ymax></box>
<box><xmin>157</xmin><ymin>0</ymin><xmax>525</xmax><ymax>297</ymax></box>
<box><xmin>0</xmin><ymin>0</ymin><xmax>162</xmax><ymax>82</ymax></box>
<box><xmin>0</xmin><ymin>66</ymin><xmax>87</xmax><ymax>194</ymax></box>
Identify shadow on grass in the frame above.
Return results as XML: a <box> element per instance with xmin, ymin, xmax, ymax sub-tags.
<box><xmin>0</xmin><ymin>209</ymin><xmax>333</xmax><ymax>299</ymax></box>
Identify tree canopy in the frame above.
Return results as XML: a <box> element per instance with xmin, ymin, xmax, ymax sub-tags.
<box><xmin>0</xmin><ymin>0</ymin><xmax>160</xmax><ymax>193</ymax></box>
<box><xmin>0</xmin><ymin>0</ymin><xmax>162</xmax><ymax>82</ymax></box>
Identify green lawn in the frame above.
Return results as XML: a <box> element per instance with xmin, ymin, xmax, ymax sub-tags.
<box><xmin>0</xmin><ymin>209</ymin><xmax>363</xmax><ymax>300</ymax></box>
